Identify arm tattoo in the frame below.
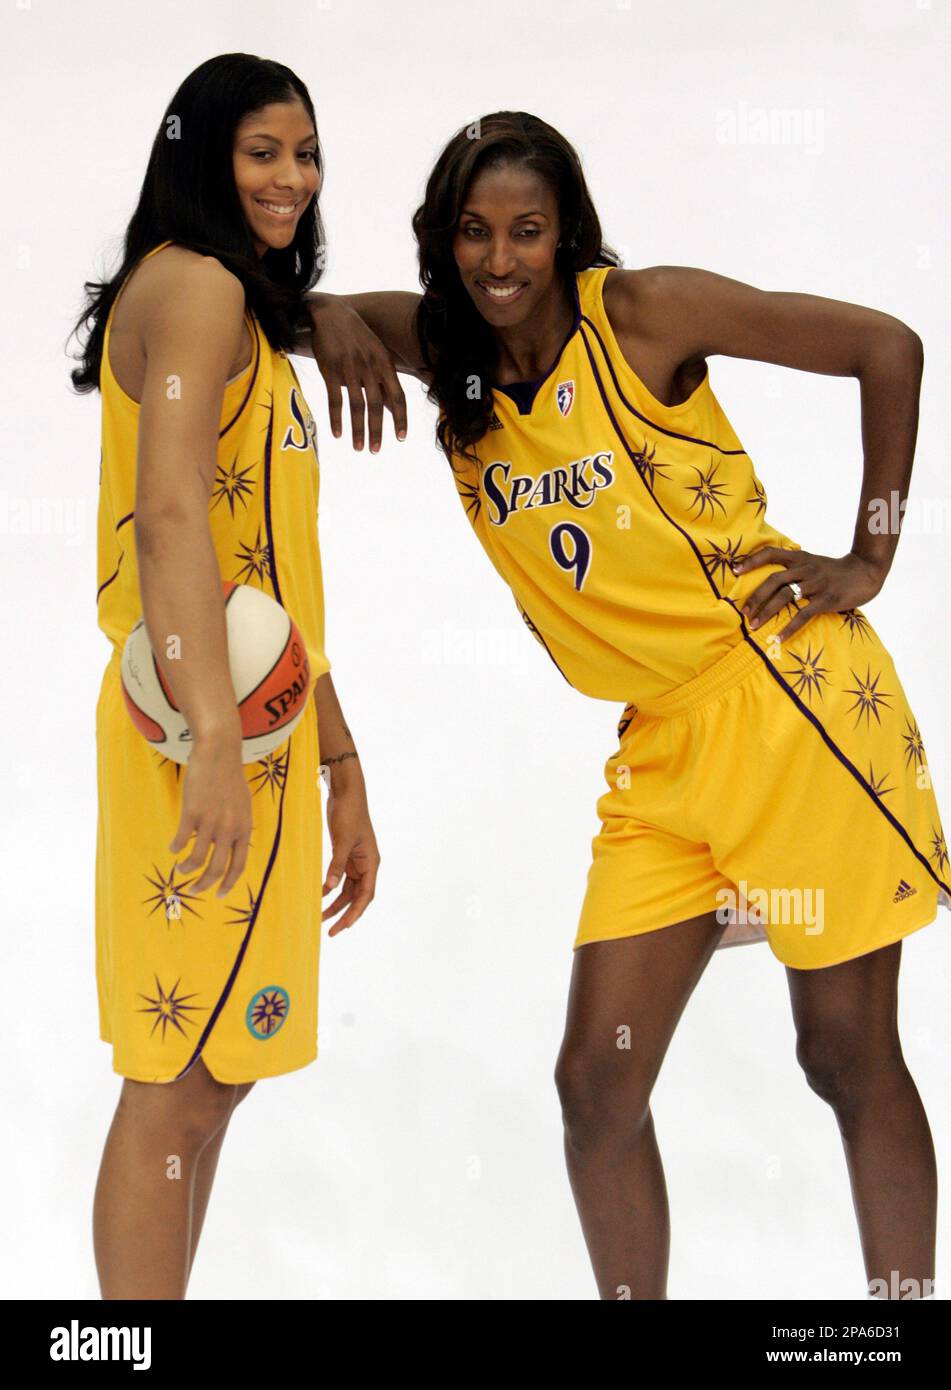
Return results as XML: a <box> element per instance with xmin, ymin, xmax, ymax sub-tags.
<box><xmin>322</xmin><ymin>749</ymin><xmax>360</xmax><ymax>767</ymax></box>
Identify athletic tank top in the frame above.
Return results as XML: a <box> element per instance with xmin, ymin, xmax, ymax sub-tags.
<box><xmin>96</xmin><ymin>240</ymin><xmax>331</xmax><ymax>688</ymax></box>
<box><xmin>449</xmin><ymin>266</ymin><xmax>804</xmax><ymax>705</ymax></box>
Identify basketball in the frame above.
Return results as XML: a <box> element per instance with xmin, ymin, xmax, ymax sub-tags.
<box><xmin>120</xmin><ymin>580</ymin><xmax>312</xmax><ymax>764</ymax></box>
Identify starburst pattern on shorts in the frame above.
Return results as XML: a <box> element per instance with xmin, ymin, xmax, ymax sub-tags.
<box><xmin>702</xmin><ymin>535</ymin><xmax>744</xmax><ymax>586</ymax></box>
<box><xmin>632</xmin><ymin>439</ymin><xmax>670</xmax><ymax>491</ymax></box>
<box><xmin>843</xmin><ymin>664</ymin><xmax>893</xmax><ymax>730</ymax></box>
<box><xmin>143</xmin><ymin>862</ymin><xmax>203</xmax><ymax>923</ymax></box>
<box><xmin>866</xmin><ymin>761</ymin><xmax>896</xmax><ymax>799</ymax></box>
<box><xmin>226</xmin><ymin>882</ymin><xmax>259</xmax><ymax>931</ymax></box>
<box><xmin>155</xmin><ymin>752</ymin><xmax>183</xmax><ymax>781</ymax></box>
<box><xmin>138</xmin><ymin>974</ymin><xmax>205</xmax><ymax>1041</ymax></box>
<box><xmin>249</xmin><ymin>747</ymin><xmax>289</xmax><ymax>800</ymax></box>
<box><xmin>931</xmin><ymin>826</ymin><xmax>948</xmax><ymax>873</ymax></box>
<box><xmin>781</xmin><ymin>640</ymin><xmax>832</xmax><ymax>703</ymax></box>
<box><xmin>901</xmin><ymin>716</ymin><xmax>926</xmax><ymax>769</ymax></box>
<box><xmin>684</xmin><ymin>457</ymin><xmax>730</xmax><ymax>519</ymax></box>
<box><xmin>747</xmin><ymin>477</ymin><xmax>767</xmax><ymax>516</ymax></box>
<box><xmin>840</xmin><ymin>608</ymin><xmax>872</xmax><ymax>643</ymax></box>
<box><xmin>232</xmin><ymin>524</ymin><xmax>272</xmax><ymax>585</ymax></box>
<box><xmin>211</xmin><ymin>455</ymin><xmax>257</xmax><ymax>517</ymax></box>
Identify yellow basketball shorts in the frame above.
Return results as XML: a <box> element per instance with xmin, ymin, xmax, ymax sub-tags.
<box><xmin>575</xmin><ymin>607</ymin><xmax>950</xmax><ymax>969</ymax></box>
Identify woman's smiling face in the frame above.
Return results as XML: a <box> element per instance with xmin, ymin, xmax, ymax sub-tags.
<box><xmin>233</xmin><ymin>100</ymin><xmax>321</xmax><ymax>257</ymax></box>
<box><xmin>453</xmin><ymin>161</ymin><xmax>562</xmax><ymax>325</ymax></box>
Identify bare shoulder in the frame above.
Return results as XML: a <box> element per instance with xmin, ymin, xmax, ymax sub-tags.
<box><xmin>135</xmin><ymin>245</ymin><xmax>245</xmax><ymax>337</ymax></box>
<box><xmin>601</xmin><ymin>264</ymin><xmax>752</xmax><ymax>376</ymax></box>
<box><xmin>602</xmin><ymin>265</ymin><xmax>716</xmax><ymax>339</ymax></box>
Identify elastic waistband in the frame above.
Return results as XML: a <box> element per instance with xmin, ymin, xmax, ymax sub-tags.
<box><xmin>634</xmin><ymin>635</ymin><xmax>765</xmax><ymax>718</ymax></box>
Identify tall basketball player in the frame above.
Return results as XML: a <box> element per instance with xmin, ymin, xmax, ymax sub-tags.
<box><xmin>70</xmin><ymin>55</ymin><xmax>380</xmax><ymax>1299</ymax></box>
<box><xmin>298</xmin><ymin>111</ymin><xmax>949</xmax><ymax>1299</ymax></box>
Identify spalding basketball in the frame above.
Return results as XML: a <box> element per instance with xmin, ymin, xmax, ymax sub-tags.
<box><xmin>120</xmin><ymin>580</ymin><xmax>312</xmax><ymax>764</ymax></box>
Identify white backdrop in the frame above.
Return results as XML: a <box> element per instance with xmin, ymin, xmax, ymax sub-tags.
<box><xmin>2</xmin><ymin>0</ymin><xmax>949</xmax><ymax>1300</ymax></box>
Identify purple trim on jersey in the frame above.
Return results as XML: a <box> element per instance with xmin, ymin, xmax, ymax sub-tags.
<box><xmin>220</xmin><ymin>311</ymin><xmax>261</xmax><ymax>440</ymax></box>
<box><xmin>579</xmin><ymin>322</ymin><xmax>728</xmax><ymax>611</ymax></box>
<box><xmin>96</xmin><ymin>550</ymin><xmax>123</xmax><ymax>602</ymax></box>
<box><xmin>494</xmin><ymin>276</ymin><xmax>583</xmax><ymax>415</ymax></box>
<box><xmin>261</xmin><ymin>394</ymin><xmax>284</xmax><ymax>607</ymax></box>
<box><xmin>581</xmin><ymin>312</ymin><xmax>747</xmax><ymax>455</ymax></box>
<box><xmin>741</xmin><ymin>633</ymin><xmax>951</xmax><ymax>902</ymax></box>
<box><xmin>174</xmin><ymin>741</ymin><xmax>293</xmax><ymax>1080</ymax></box>
<box><xmin>514</xmin><ymin>596</ymin><xmax>573</xmax><ymax>686</ymax></box>
<box><xmin>116</xmin><ymin>512</ymin><xmax>133</xmax><ymax>532</ymax></box>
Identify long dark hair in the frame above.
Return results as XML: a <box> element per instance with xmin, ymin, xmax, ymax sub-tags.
<box><xmin>412</xmin><ymin>111</ymin><xmax>618</xmax><ymax>463</ymax></box>
<box><xmin>68</xmin><ymin>53</ymin><xmax>327</xmax><ymax>394</ymax></box>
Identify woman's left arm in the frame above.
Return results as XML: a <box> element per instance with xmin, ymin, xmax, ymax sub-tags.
<box><xmin>312</xmin><ymin>672</ymin><xmax>380</xmax><ymax>936</ymax></box>
<box><xmin>612</xmin><ymin>266</ymin><xmax>924</xmax><ymax>640</ymax></box>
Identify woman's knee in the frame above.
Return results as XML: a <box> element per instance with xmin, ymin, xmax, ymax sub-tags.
<box><xmin>117</xmin><ymin>1061</ymin><xmax>242</xmax><ymax>1146</ymax></box>
<box><xmin>795</xmin><ymin>1026</ymin><xmax>903</xmax><ymax>1111</ymax></box>
<box><xmin>554</xmin><ymin>1040</ymin><xmax>652</xmax><ymax>1150</ymax></box>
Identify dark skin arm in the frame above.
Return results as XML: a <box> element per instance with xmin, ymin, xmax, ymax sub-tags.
<box><xmin>603</xmin><ymin>265</ymin><xmax>924</xmax><ymax>640</ymax></box>
<box><xmin>312</xmin><ymin>672</ymin><xmax>379</xmax><ymax>935</ymax></box>
<box><xmin>298</xmin><ymin>269</ymin><xmax>924</xmax><ymax>640</ymax></box>
<box><xmin>292</xmin><ymin>291</ymin><xmax>423</xmax><ymax>451</ymax></box>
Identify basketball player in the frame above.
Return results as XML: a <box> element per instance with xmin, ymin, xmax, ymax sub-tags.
<box><xmin>70</xmin><ymin>56</ymin><xmax>380</xmax><ymax>1299</ymax></box>
<box><xmin>299</xmin><ymin>111</ymin><xmax>948</xmax><ymax>1299</ymax></box>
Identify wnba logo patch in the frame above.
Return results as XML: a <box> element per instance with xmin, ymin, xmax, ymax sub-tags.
<box><xmin>556</xmin><ymin>380</ymin><xmax>575</xmax><ymax>417</ymax></box>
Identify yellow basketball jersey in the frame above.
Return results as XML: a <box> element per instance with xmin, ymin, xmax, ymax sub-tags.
<box><xmin>96</xmin><ymin>239</ymin><xmax>331</xmax><ymax>686</ymax></box>
<box><xmin>450</xmin><ymin>266</ymin><xmax>804</xmax><ymax>705</ymax></box>
<box><xmin>95</xmin><ymin>240</ymin><xmax>331</xmax><ymax>1081</ymax></box>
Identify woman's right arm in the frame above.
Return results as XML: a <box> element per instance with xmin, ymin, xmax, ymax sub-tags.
<box><xmin>135</xmin><ymin>254</ymin><xmax>252</xmax><ymax>898</ymax></box>
<box><xmin>295</xmin><ymin>290</ymin><xmax>428</xmax><ymax>451</ymax></box>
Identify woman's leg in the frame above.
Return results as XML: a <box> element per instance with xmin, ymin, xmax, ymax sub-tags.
<box><xmin>94</xmin><ymin>1058</ymin><xmax>247</xmax><ymax>1300</ymax></box>
<box><xmin>787</xmin><ymin>939</ymin><xmax>937</xmax><ymax>1299</ymax></box>
<box><xmin>555</xmin><ymin>910</ymin><xmax>729</xmax><ymax>1300</ymax></box>
<box><xmin>185</xmin><ymin>1081</ymin><xmax>255</xmax><ymax>1285</ymax></box>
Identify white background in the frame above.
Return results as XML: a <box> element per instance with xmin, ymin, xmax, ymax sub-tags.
<box><xmin>2</xmin><ymin>0</ymin><xmax>949</xmax><ymax>1300</ymax></box>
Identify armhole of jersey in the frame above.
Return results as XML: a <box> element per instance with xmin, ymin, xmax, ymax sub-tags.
<box><xmin>584</xmin><ymin>265</ymin><xmax>713</xmax><ymax>421</ymax></box>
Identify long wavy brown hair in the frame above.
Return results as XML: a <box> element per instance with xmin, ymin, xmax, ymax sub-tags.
<box><xmin>412</xmin><ymin>111</ymin><xmax>618</xmax><ymax>464</ymax></box>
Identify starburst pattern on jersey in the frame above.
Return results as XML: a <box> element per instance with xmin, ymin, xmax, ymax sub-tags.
<box><xmin>211</xmin><ymin>455</ymin><xmax>257</xmax><ymax>518</ymax></box>
<box><xmin>226</xmin><ymin>882</ymin><xmax>259</xmax><ymax>931</ymax></box>
<box><xmin>248</xmin><ymin>986</ymin><xmax>289</xmax><ymax>1038</ymax></box>
<box><xmin>632</xmin><ymin>439</ymin><xmax>670</xmax><ymax>491</ymax></box>
<box><xmin>843</xmin><ymin>664</ymin><xmax>893</xmax><ymax>730</ymax></box>
<box><xmin>840</xmin><ymin>608</ymin><xmax>872</xmax><ymax>643</ymax></box>
<box><xmin>684</xmin><ymin>458</ymin><xmax>730</xmax><ymax>519</ymax></box>
<box><xmin>232</xmin><ymin>524</ymin><xmax>272</xmax><ymax>586</ymax></box>
<box><xmin>781</xmin><ymin>640</ymin><xmax>832</xmax><ymax>704</ymax></box>
<box><xmin>931</xmin><ymin>826</ymin><xmax>949</xmax><ymax>873</ymax></box>
<box><xmin>516</xmin><ymin>600</ymin><xmax>545</xmax><ymax>645</ymax></box>
<box><xmin>901</xmin><ymin>716</ymin><xmax>926</xmax><ymax>769</ymax></box>
<box><xmin>453</xmin><ymin>472</ymin><xmax>482</xmax><ymax>521</ymax></box>
<box><xmin>747</xmin><ymin>477</ymin><xmax>767</xmax><ymax>516</ymax></box>
<box><xmin>143</xmin><ymin>862</ymin><xmax>203</xmax><ymax>924</ymax></box>
<box><xmin>138</xmin><ymin>974</ymin><xmax>205</xmax><ymax>1041</ymax></box>
<box><xmin>702</xmin><ymin>535</ymin><xmax>744</xmax><ymax>586</ymax></box>
<box><xmin>253</xmin><ymin>388</ymin><xmax>274</xmax><ymax>432</ymax></box>
<box><xmin>249</xmin><ymin>747</ymin><xmax>289</xmax><ymax>800</ymax></box>
<box><xmin>866</xmin><ymin>762</ymin><xmax>896</xmax><ymax>800</ymax></box>
<box><xmin>618</xmin><ymin>703</ymin><xmax>636</xmax><ymax>739</ymax></box>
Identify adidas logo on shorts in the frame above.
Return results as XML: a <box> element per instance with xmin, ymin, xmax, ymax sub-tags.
<box><xmin>892</xmin><ymin>879</ymin><xmax>917</xmax><ymax>903</ymax></box>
